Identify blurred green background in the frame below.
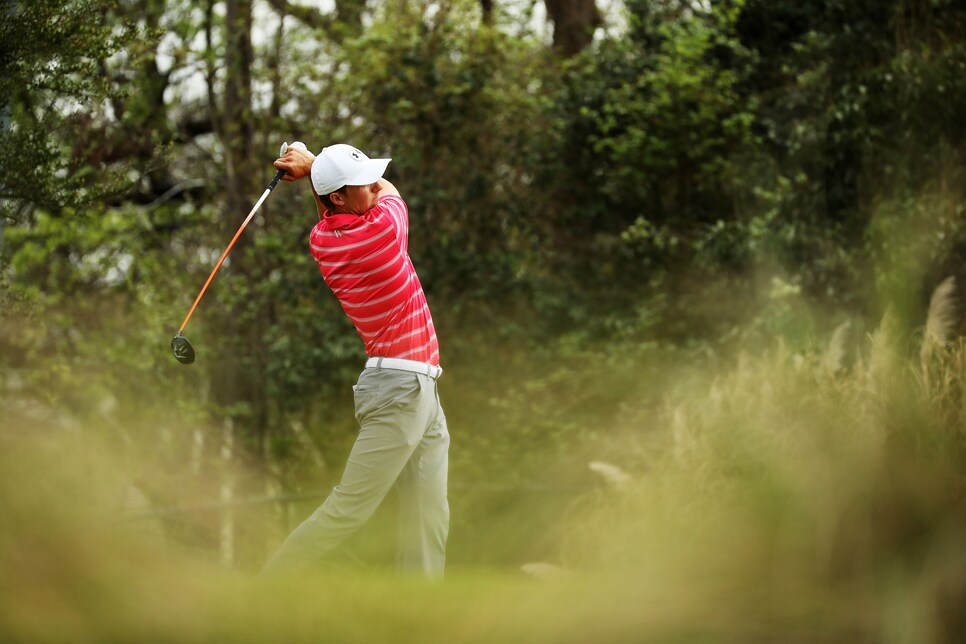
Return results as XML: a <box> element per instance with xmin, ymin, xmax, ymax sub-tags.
<box><xmin>1</xmin><ymin>0</ymin><xmax>965</xmax><ymax>641</ymax></box>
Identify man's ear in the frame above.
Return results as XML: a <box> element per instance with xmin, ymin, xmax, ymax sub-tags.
<box><xmin>330</xmin><ymin>191</ymin><xmax>346</xmax><ymax>206</ymax></box>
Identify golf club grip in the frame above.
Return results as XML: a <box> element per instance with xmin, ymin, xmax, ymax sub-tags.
<box><xmin>268</xmin><ymin>168</ymin><xmax>286</xmax><ymax>191</ymax></box>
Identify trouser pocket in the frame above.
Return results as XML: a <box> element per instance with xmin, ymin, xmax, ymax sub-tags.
<box><xmin>353</xmin><ymin>368</ymin><xmax>421</xmax><ymax>425</ymax></box>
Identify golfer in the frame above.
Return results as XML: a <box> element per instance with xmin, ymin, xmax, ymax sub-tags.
<box><xmin>261</xmin><ymin>142</ymin><xmax>449</xmax><ymax>577</ymax></box>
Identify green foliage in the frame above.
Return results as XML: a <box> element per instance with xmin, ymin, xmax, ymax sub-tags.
<box><xmin>580</xmin><ymin>2</ymin><xmax>754</xmax><ymax>218</ymax></box>
<box><xmin>0</xmin><ymin>0</ymin><xmax>140</xmax><ymax>216</ymax></box>
<box><xmin>0</xmin><ymin>0</ymin><xmax>116</xmax><ymax>97</ymax></box>
<box><xmin>735</xmin><ymin>0</ymin><xmax>966</xmax><ymax>314</ymax></box>
<box><xmin>0</xmin><ymin>0</ymin><xmax>962</xmax><ymax>427</ymax></box>
<box><xmin>515</xmin><ymin>1</ymin><xmax>765</xmax><ymax>340</ymax></box>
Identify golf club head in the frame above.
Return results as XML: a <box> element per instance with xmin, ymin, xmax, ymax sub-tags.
<box><xmin>171</xmin><ymin>333</ymin><xmax>195</xmax><ymax>365</ymax></box>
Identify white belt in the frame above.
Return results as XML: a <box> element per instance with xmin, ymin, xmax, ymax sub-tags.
<box><xmin>365</xmin><ymin>357</ymin><xmax>443</xmax><ymax>379</ymax></box>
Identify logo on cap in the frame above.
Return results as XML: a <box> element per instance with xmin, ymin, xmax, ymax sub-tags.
<box><xmin>350</xmin><ymin>149</ymin><xmax>362</xmax><ymax>160</ymax></box>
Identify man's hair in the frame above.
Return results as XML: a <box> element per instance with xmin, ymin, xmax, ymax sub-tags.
<box><xmin>318</xmin><ymin>186</ymin><xmax>345</xmax><ymax>212</ymax></box>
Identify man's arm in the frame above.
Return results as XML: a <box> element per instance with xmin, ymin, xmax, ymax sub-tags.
<box><xmin>375</xmin><ymin>178</ymin><xmax>400</xmax><ymax>199</ymax></box>
<box><xmin>273</xmin><ymin>143</ymin><xmax>399</xmax><ymax>214</ymax></box>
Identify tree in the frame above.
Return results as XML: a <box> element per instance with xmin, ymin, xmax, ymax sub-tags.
<box><xmin>0</xmin><ymin>0</ymin><xmax>131</xmax><ymax>216</ymax></box>
<box><xmin>545</xmin><ymin>0</ymin><xmax>601</xmax><ymax>56</ymax></box>
<box><xmin>530</xmin><ymin>0</ymin><xmax>758</xmax><ymax>339</ymax></box>
<box><xmin>736</xmin><ymin>0</ymin><xmax>966</xmax><ymax>317</ymax></box>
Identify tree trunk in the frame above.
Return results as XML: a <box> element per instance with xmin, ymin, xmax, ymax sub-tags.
<box><xmin>544</xmin><ymin>0</ymin><xmax>600</xmax><ymax>56</ymax></box>
<box><xmin>211</xmin><ymin>0</ymin><xmax>265</xmax><ymax>436</ymax></box>
<box><xmin>223</xmin><ymin>0</ymin><xmax>255</xmax><ymax>214</ymax></box>
<box><xmin>480</xmin><ymin>0</ymin><xmax>493</xmax><ymax>25</ymax></box>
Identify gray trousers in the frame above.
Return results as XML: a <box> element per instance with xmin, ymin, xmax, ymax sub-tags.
<box><xmin>262</xmin><ymin>367</ymin><xmax>449</xmax><ymax>577</ymax></box>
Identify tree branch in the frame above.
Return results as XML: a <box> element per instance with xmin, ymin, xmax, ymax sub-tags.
<box><xmin>263</xmin><ymin>0</ymin><xmax>335</xmax><ymax>35</ymax></box>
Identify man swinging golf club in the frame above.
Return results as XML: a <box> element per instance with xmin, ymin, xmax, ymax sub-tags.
<box><xmin>261</xmin><ymin>142</ymin><xmax>449</xmax><ymax>577</ymax></box>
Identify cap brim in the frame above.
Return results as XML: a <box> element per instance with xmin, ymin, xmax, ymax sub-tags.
<box><xmin>344</xmin><ymin>158</ymin><xmax>391</xmax><ymax>186</ymax></box>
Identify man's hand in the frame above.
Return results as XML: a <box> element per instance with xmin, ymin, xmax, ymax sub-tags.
<box><xmin>274</xmin><ymin>141</ymin><xmax>315</xmax><ymax>182</ymax></box>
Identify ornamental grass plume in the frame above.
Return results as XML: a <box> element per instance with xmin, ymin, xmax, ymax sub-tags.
<box><xmin>920</xmin><ymin>276</ymin><xmax>959</xmax><ymax>375</ymax></box>
<box><xmin>520</xmin><ymin>562</ymin><xmax>572</xmax><ymax>579</ymax></box>
<box><xmin>868</xmin><ymin>306</ymin><xmax>900</xmax><ymax>394</ymax></box>
<box><xmin>822</xmin><ymin>319</ymin><xmax>851</xmax><ymax>374</ymax></box>
<box><xmin>588</xmin><ymin>461</ymin><xmax>632</xmax><ymax>489</ymax></box>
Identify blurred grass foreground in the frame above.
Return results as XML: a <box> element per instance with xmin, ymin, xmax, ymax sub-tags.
<box><xmin>1</xmin><ymin>304</ymin><xmax>964</xmax><ymax>643</ymax></box>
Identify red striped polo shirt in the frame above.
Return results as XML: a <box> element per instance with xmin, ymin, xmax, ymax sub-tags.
<box><xmin>309</xmin><ymin>195</ymin><xmax>439</xmax><ymax>365</ymax></box>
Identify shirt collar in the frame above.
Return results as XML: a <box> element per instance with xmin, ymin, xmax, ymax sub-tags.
<box><xmin>321</xmin><ymin>212</ymin><xmax>361</xmax><ymax>229</ymax></box>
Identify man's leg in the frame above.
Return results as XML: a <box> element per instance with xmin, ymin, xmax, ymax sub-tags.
<box><xmin>395</xmin><ymin>386</ymin><xmax>449</xmax><ymax>577</ymax></box>
<box><xmin>261</xmin><ymin>369</ymin><xmax>437</xmax><ymax>574</ymax></box>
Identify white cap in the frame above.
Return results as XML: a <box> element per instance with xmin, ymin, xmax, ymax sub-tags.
<box><xmin>310</xmin><ymin>144</ymin><xmax>391</xmax><ymax>195</ymax></box>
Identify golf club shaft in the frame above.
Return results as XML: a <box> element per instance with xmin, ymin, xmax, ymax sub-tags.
<box><xmin>177</xmin><ymin>168</ymin><xmax>286</xmax><ymax>334</ymax></box>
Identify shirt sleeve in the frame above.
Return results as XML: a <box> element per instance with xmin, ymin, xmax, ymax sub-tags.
<box><xmin>377</xmin><ymin>195</ymin><xmax>409</xmax><ymax>253</ymax></box>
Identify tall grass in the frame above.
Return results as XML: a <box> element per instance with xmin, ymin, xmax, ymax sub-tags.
<box><xmin>1</xmin><ymin>299</ymin><xmax>964</xmax><ymax>641</ymax></box>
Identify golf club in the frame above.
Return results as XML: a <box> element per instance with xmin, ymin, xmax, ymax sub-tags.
<box><xmin>171</xmin><ymin>142</ymin><xmax>290</xmax><ymax>365</ymax></box>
